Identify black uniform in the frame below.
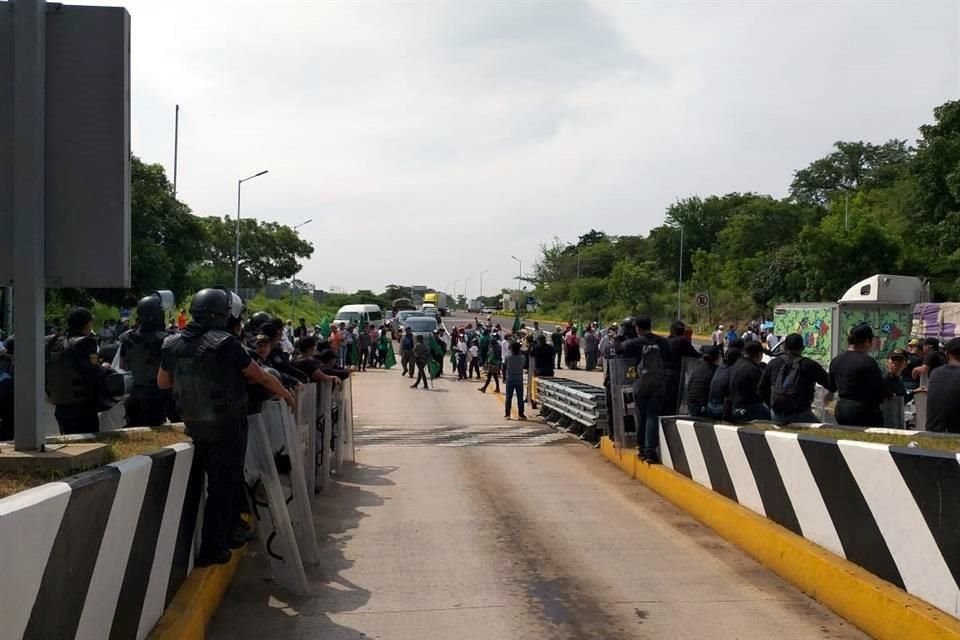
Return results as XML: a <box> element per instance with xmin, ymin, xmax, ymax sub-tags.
<box><xmin>119</xmin><ymin>327</ymin><xmax>173</xmax><ymax>426</ymax></box>
<box><xmin>46</xmin><ymin>332</ymin><xmax>104</xmax><ymax>434</ymax></box>
<box><xmin>162</xmin><ymin>323</ymin><xmax>251</xmax><ymax>558</ymax></box>
<box><xmin>828</xmin><ymin>350</ymin><xmax>889</xmax><ymax>427</ymax></box>
<box><xmin>665</xmin><ymin>336</ymin><xmax>700</xmax><ymax>415</ymax></box>
<box><xmin>685</xmin><ymin>360</ymin><xmax>717</xmax><ymax>417</ymax></box>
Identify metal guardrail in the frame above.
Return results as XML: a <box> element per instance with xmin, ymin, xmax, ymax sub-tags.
<box><xmin>535</xmin><ymin>377</ymin><xmax>607</xmax><ymax>440</ymax></box>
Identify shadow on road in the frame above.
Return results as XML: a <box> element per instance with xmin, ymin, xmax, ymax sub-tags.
<box><xmin>208</xmin><ymin>462</ymin><xmax>396</xmax><ymax>639</ymax></box>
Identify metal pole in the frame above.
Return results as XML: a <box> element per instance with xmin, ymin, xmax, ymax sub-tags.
<box><xmin>844</xmin><ymin>193</ymin><xmax>849</xmax><ymax>231</ymax></box>
<box><xmin>289</xmin><ymin>219</ymin><xmax>312</xmax><ymax>322</ymax></box>
<box><xmin>480</xmin><ymin>270</ymin><xmax>488</xmax><ymax>299</ymax></box>
<box><xmin>677</xmin><ymin>226</ymin><xmax>684</xmax><ymax>320</ymax></box>
<box><xmin>13</xmin><ymin>0</ymin><xmax>47</xmax><ymax>450</ymax></box>
<box><xmin>463</xmin><ymin>277</ymin><xmax>470</xmax><ymax>302</ymax></box>
<box><xmin>173</xmin><ymin>104</ymin><xmax>179</xmax><ymax>198</ymax></box>
<box><xmin>234</xmin><ymin>179</ymin><xmax>241</xmax><ymax>292</ymax></box>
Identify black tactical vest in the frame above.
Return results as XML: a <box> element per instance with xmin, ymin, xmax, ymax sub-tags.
<box><xmin>45</xmin><ymin>335</ymin><xmax>92</xmax><ymax>406</ymax></box>
<box><xmin>164</xmin><ymin>329</ymin><xmax>248</xmax><ymax>427</ymax></box>
<box><xmin>121</xmin><ymin>329</ymin><xmax>168</xmax><ymax>389</ymax></box>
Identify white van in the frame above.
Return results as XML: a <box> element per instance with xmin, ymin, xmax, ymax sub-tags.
<box><xmin>334</xmin><ymin>304</ymin><xmax>384</xmax><ymax>330</ymax></box>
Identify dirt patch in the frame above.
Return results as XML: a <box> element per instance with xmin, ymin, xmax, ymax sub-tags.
<box><xmin>0</xmin><ymin>428</ymin><xmax>190</xmax><ymax>499</ymax></box>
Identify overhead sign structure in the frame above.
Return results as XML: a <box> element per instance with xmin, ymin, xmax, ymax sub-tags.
<box><xmin>0</xmin><ymin>0</ymin><xmax>131</xmax><ymax>450</ymax></box>
<box><xmin>695</xmin><ymin>293</ymin><xmax>710</xmax><ymax>308</ymax></box>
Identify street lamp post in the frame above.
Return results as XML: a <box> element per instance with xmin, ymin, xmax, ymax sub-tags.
<box><xmin>289</xmin><ymin>218</ymin><xmax>313</xmax><ymax>322</ymax></box>
<box><xmin>463</xmin><ymin>277</ymin><xmax>471</xmax><ymax>303</ymax></box>
<box><xmin>480</xmin><ymin>269</ymin><xmax>488</xmax><ymax>299</ymax></box>
<box><xmin>511</xmin><ymin>256</ymin><xmax>522</xmax><ymax>311</ymax></box>
<box><xmin>676</xmin><ymin>225</ymin><xmax>684</xmax><ymax>320</ymax></box>
<box><xmin>234</xmin><ymin>169</ymin><xmax>269</xmax><ymax>292</ymax></box>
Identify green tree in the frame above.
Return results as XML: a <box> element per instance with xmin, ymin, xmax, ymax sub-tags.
<box><xmin>196</xmin><ymin>216</ymin><xmax>314</xmax><ymax>288</ymax></box>
<box><xmin>790</xmin><ymin>140</ymin><xmax>912</xmax><ymax>206</ymax></box>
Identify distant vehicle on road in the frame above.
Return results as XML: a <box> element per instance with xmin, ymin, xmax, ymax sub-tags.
<box><xmin>421</xmin><ymin>303</ymin><xmax>440</xmax><ymax>320</ymax></box>
<box><xmin>392</xmin><ymin>298</ymin><xmax>416</xmax><ymax>312</ymax></box>
<box><xmin>334</xmin><ymin>304</ymin><xmax>384</xmax><ymax>330</ymax></box>
<box><xmin>481</xmin><ymin>306</ymin><xmax>498</xmax><ymax>314</ymax></box>
<box><xmin>423</xmin><ymin>291</ymin><xmax>449</xmax><ymax>316</ymax></box>
<box><xmin>395</xmin><ymin>310</ymin><xmax>425</xmax><ymax>332</ymax></box>
<box><xmin>405</xmin><ymin>316</ymin><xmax>439</xmax><ymax>342</ymax></box>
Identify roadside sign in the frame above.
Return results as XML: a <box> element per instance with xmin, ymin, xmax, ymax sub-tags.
<box><xmin>695</xmin><ymin>293</ymin><xmax>710</xmax><ymax>308</ymax></box>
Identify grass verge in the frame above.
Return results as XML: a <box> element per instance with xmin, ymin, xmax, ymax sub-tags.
<box><xmin>0</xmin><ymin>428</ymin><xmax>190</xmax><ymax>499</ymax></box>
<box><xmin>748</xmin><ymin>423</ymin><xmax>960</xmax><ymax>453</ymax></box>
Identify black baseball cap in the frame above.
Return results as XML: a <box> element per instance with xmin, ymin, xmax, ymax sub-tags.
<box><xmin>924</xmin><ymin>337</ymin><xmax>941</xmax><ymax>348</ymax></box>
<box><xmin>887</xmin><ymin>348</ymin><xmax>907</xmax><ymax>361</ymax></box>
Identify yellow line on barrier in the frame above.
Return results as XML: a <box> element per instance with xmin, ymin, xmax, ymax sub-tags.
<box><xmin>147</xmin><ymin>544</ymin><xmax>247</xmax><ymax>640</ymax></box>
<box><xmin>598</xmin><ymin>438</ymin><xmax>960</xmax><ymax>640</ymax></box>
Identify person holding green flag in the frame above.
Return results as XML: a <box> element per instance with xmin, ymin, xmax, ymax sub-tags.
<box><xmin>512</xmin><ymin>308</ymin><xmax>522</xmax><ymax>333</ymax></box>
<box><xmin>379</xmin><ymin>331</ymin><xmax>396</xmax><ymax>369</ymax></box>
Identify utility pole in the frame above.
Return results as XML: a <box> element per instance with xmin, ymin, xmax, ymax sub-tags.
<box><xmin>173</xmin><ymin>104</ymin><xmax>179</xmax><ymax>198</ymax></box>
<box><xmin>677</xmin><ymin>226</ymin><xmax>684</xmax><ymax>321</ymax></box>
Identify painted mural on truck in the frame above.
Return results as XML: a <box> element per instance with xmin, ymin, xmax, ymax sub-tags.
<box><xmin>774</xmin><ymin>306</ymin><xmax>833</xmax><ymax>367</ymax></box>
<box><xmin>839</xmin><ymin>307</ymin><xmax>911</xmax><ymax>365</ymax></box>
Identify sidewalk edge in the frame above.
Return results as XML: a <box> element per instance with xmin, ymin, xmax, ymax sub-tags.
<box><xmin>599</xmin><ymin>437</ymin><xmax>960</xmax><ymax>640</ymax></box>
<box><xmin>147</xmin><ymin>546</ymin><xmax>246</xmax><ymax>640</ymax></box>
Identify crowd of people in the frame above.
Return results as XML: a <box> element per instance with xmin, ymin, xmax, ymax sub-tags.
<box><xmin>686</xmin><ymin>325</ymin><xmax>960</xmax><ymax>433</ymax></box>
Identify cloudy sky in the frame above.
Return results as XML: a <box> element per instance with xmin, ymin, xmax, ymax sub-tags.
<box><xmin>86</xmin><ymin>0</ymin><xmax>958</xmax><ymax>296</ymax></box>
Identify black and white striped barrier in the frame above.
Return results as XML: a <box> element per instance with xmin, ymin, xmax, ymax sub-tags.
<box><xmin>659</xmin><ymin>418</ymin><xmax>960</xmax><ymax>618</ymax></box>
<box><xmin>313</xmin><ymin>378</ymin><xmax>356</xmax><ymax>493</ymax></box>
<box><xmin>0</xmin><ymin>443</ymin><xmax>200</xmax><ymax>640</ymax></box>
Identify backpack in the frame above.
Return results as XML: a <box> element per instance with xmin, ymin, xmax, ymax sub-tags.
<box><xmin>770</xmin><ymin>354</ymin><xmax>803</xmax><ymax>414</ymax></box>
<box><xmin>637</xmin><ymin>339</ymin><xmax>664</xmax><ymax>395</ymax></box>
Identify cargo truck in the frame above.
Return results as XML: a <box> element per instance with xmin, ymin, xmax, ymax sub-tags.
<box><xmin>423</xmin><ymin>291</ymin><xmax>449</xmax><ymax>316</ymax></box>
<box><xmin>772</xmin><ymin>274</ymin><xmax>927</xmax><ymax>368</ymax></box>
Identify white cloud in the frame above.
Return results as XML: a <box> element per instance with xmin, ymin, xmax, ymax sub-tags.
<box><xmin>81</xmin><ymin>0</ymin><xmax>959</xmax><ymax>295</ymax></box>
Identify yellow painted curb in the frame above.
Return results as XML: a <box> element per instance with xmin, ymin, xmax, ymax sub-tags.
<box><xmin>599</xmin><ymin>437</ymin><xmax>960</xmax><ymax>640</ymax></box>
<box><xmin>147</xmin><ymin>545</ymin><xmax>246</xmax><ymax>640</ymax></box>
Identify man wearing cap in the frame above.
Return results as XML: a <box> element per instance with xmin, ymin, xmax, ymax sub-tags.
<box><xmin>828</xmin><ymin>323</ymin><xmax>890</xmax><ymax>427</ymax></box>
<box><xmin>926</xmin><ymin>338</ymin><xmax>960</xmax><ymax>433</ymax></box>
<box><xmin>760</xmin><ymin>333</ymin><xmax>833</xmax><ymax>425</ymax></box>
<box><xmin>903</xmin><ymin>339</ymin><xmax>924</xmax><ymax>389</ymax></box>
<box><xmin>45</xmin><ymin>307</ymin><xmax>111</xmax><ymax>434</ymax></box>
<box><xmin>883</xmin><ymin>348</ymin><xmax>922</xmax><ymax>402</ymax></box>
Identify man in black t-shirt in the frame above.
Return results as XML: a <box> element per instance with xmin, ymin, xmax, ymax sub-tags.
<box><xmin>686</xmin><ymin>347</ymin><xmax>718</xmax><ymax>418</ymax></box>
<box><xmin>926</xmin><ymin>338</ymin><xmax>960</xmax><ymax>433</ymax></box>
<box><xmin>913</xmin><ymin>337</ymin><xmax>948</xmax><ymax>382</ymax></box>
<box><xmin>531</xmin><ymin>335</ymin><xmax>555</xmax><ymax>377</ymax></box>
<box><xmin>728</xmin><ymin>341</ymin><xmax>768</xmax><ymax>422</ymax></box>
<box><xmin>759</xmin><ymin>333</ymin><xmax>832</xmax><ymax>425</ymax></box>
<box><xmin>292</xmin><ymin>337</ymin><xmax>344</xmax><ymax>386</ymax></box>
<box><xmin>828</xmin><ymin>324</ymin><xmax>889</xmax><ymax>427</ymax></box>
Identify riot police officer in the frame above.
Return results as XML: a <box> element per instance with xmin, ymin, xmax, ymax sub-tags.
<box><xmin>158</xmin><ymin>287</ymin><xmax>294</xmax><ymax>567</ymax></box>
<box><xmin>119</xmin><ymin>293</ymin><xmax>173</xmax><ymax>426</ymax></box>
<box><xmin>46</xmin><ymin>307</ymin><xmax>109</xmax><ymax>434</ymax></box>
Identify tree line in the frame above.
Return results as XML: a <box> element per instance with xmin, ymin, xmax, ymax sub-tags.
<box><xmin>529</xmin><ymin>100</ymin><xmax>960</xmax><ymax>329</ymax></box>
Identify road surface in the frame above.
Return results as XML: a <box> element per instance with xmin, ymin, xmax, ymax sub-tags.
<box><xmin>209</xmin><ymin>365</ymin><xmax>867</xmax><ymax>640</ymax></box>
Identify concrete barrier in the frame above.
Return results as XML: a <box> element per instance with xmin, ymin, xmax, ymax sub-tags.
<box><xmin>0</xmin><ymin>443</ymin><xmax>200</xmax><ymax>640</ymax></box>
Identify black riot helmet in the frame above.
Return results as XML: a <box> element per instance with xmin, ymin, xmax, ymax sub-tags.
<box><xmin>189</xmin><ymin>288</ymin><xmax>231</xmax><ymax>329</ymax></box>
<box><xmin>136</xmin><ymin>293</ymin><xmax>165</xmax><ymax>330</ymax></box>
<box><xmin>621</xmin><ymin>317</ymin><xmax>638</xmax><ymax>339</ymax></box>
<box><xmin>248</xmin><ymin>311</ymin><xmax>273</xmax><ymax>334</ymax></box>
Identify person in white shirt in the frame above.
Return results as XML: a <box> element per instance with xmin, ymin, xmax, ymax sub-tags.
<box><xmin>766</xmin><ymin>331</ymin><xmax>779</xmax><ymax>351</ymax></box>
<box><xmin>712</xmin><ymin>325</ymin><xmax>724</xmax><ymax>349</ymax></box>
